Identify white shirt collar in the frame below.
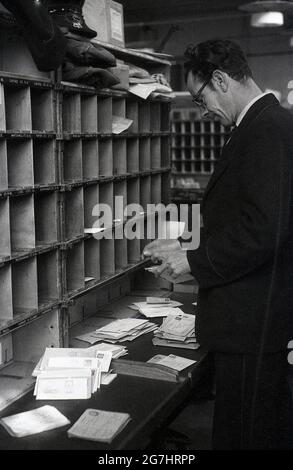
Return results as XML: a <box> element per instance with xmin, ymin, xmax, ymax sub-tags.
<box><xmin>236</xmin><ymin>92</ymin><xmax>271</xmax><ymax>127</ymax></box>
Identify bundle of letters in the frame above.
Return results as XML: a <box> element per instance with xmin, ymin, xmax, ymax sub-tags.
<box><xmin>130</xmin><ymin>297</ymin><xmax>185</xmax><ymax>318</ymax></box>
<box><xmin>76</xmin><ymin>318</ymin><xmax>157</xmax><ymax>344</ymax></box>
<box><xmin>152</xmin><ymin>311</ymin><xmax>200</xmax><ymax>350</ymax></box>
<box><xmin>31</xmin><ymin>343</ymin><xmax>125</xmax><ymax>400</ymax></box>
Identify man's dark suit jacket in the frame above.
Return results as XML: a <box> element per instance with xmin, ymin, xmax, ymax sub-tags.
<box><xmin>187</xmin><ymin>94</ymin><xmax>293</xmax><ymax>354</ymax></box>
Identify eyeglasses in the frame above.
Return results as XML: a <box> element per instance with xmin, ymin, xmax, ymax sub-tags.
<box><xmin>192</xmin><ymin>77</ymin><xmax>211</xmax><ymax>107</ymax></box>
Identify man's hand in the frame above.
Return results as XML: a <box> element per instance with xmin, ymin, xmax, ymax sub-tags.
<box><xmin>142</xmin><ymin>239</ymin><xmax>181</xmax><ymax>262</ymax></box>
<box><xmin>155</xmin><ymin>250</ymin><xmax>191</xmax><ymax>279</ymax></box>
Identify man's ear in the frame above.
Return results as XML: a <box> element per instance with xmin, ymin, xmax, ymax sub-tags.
<box><xmin>211</xmin><ymin>70</ymin><xmax>229</xmax><ymax>92</ymax></box>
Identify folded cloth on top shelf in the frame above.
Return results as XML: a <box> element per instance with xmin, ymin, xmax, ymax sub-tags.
<box><xmin>65</xmin><ymin>36</ymin><xmax>116</xmax><ymax>68</ymax></box>
<box><xmin>62</xmin><ymin>61</ymin><xmax>120</xmax><ymax>88</ymax></box>
<box><xmin>43</xmin><ymin>0</ymin><xmax>97</xmax><ymax>38</ymax></box>
<box><xmin>1</xmin><ymin>0</ymin><xmax>67</xmax><ymax>72</ymax></box>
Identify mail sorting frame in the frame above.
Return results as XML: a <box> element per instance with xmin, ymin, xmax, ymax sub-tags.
<box><xmin>0</xmin><ymin>42</ymin><xmax>172</xmax><ymax>412</ymax></box>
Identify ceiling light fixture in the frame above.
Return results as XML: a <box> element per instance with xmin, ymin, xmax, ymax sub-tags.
<box><xmin>239</xmin><ymin>1</ymin><xmax>293</xmax><ymax>27</ymax></box>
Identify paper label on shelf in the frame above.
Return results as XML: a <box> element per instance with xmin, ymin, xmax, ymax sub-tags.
<box><xmin>110</xmin><ymin>8</ymin><xmax>123</xmax><ymax>41</ymax></box>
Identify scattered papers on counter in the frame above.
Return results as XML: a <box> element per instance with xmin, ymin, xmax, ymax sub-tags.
<box><xmin>0</xmin><ymin>405</ymin><xmax>70</xmax><ymax>437</ymax></box>
<box><xmin>67</xmin><ymin>408</ymin><xmax>131</xmax><ymax>443</ymax></box>
<box><xmin>112</xmin><ymin>116</ymin><xmax>133</xmax><ymax>134</ymax></box>
<box><xmin>147</xmin><ymin>354</ymin><xmax>196</xmax><ymax>371</ymax></box>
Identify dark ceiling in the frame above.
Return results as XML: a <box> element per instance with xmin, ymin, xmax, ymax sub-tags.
<box><xmin>120</xmin><ymin>0</ymin><xmax>251</xmax><ymax>24</ymax></box>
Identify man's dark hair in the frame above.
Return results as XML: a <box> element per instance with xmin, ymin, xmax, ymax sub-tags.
<box><xmin>184</xmin><ymin>39</ymin><xmax>253</xmax><ymax>83</ymax></box>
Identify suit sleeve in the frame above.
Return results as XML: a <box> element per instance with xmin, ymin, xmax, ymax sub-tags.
<box><xmin>187</xmin><ymin>123</ymin><xmax>292</xmax><ymax>289</ymax></box>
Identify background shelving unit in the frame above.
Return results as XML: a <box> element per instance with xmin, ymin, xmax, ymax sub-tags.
<box><xmin>0</xmin><ymin>15</ymin><xmax>172</xmax><ymax>411</ymax></box>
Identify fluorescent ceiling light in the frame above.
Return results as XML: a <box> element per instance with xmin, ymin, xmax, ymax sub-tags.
<box><xmin>250</xmin><ymin>11</ymin><xmax>284</xmax><ymax>26</ymax></box>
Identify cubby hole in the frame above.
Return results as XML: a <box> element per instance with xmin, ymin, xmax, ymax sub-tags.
<box><xmin>100</xmin><ymin>239</ymin><xmax>115</xmax><ymax>277</ymax></box>
<box><xmin>0</xmin><ymin>84</ymin><xmax>6</xmax><ymax>131</ymax></box>
<box><xmin>161</xmin><ymin>173</ymin><xmax>171</xmax><ymax>205</ymax></box>
<box><xmin>138</xmin><ymin>102</ymin><xmax>150</xmax><ymax>132</ymax></box>
<box><xmin>12</xmin><ymin>257</ymin><xmax>38</xmax><ymax>316</ymax></box>
<box><xmin>140</xmin><ymin>176</ymin><xmax>151</xmax><ymax>211</ymax></box>
<box><xmin>0</xmin><ymin>310</ymin><xmax>61</xmax><ymax>411</ymax></box>
<box><xmin>161</xmin><ymin>136</ymin><xmax>170</xmax><ymax>167</ymax></box>
<box><xmin>7</xmin><ymin>140</ymin><xmax>34</xmax><ymax>188</ymax></box>
<box><xmin>37</xmin><ymin>250</ymin><xmax>59</xmax><ymax>307</ymax></box>
<box><xmin>4</xmin><ymin>86</ymin><xmax>32</xmax><ymax>131</ymax></box>
<box><xmin>139</xmin><ymin>137</ymin><xmax>151</xmax><ymax>171</ymax></box>
<box><xmin>150</xmin><ymin>102</ymin><xmax>161</xmax><ymax>131</ymax></box>
<box><xmin>151</xmin><ymin>137</ymin><xmax>161</xmax><ymax>169</ymax></box>
<box><xmin>62</xmin><ymin>92</ymin><xmax>81</xmax><ymax>133</ymax></box>
<box><xmin>82</xmin><ymin>139</ymin><xmax>99</xmax><ymax>179</ymax></box>
<box><xmin>0</xmin><ymin>141</ymin><xmax>8</xmax><ymax>190</ymax></box>
<box><xmin>128</xmin><ymin>238</ymin><xmax>141</xmax><ymax>264</ymax></box>
<box><xmin>30</xmin><ymin>88</ymin><xmax>54</xmax><ymax>132</ymax></box>
<box><xmin>0</xmin><ymin>266</ymin><xmax>13</xmax><ymax>321</ymax></box>
<box><xmin>84</xmin><ymin>238</ymin><xmax>100</xmax><ymax>283</ymax></box>
<box><xmin>114</xmin><ymin>180</ymin><xmax>127</xmax><ymax>224</ymax></box>
<box><xmin>10</xmin><ymin>195</ymin><xmax>35</xmax><ymax>253</ymax></box>
<box><xmin>66</xmin><ymin>242</ymin><xmax>85</xmax><ymax>293</ymax></box>
<box><xmin>35</xmin><ymin>192</ymin><xmax>58</xmax><ymax>246</ymax></box>
<box><xmin>97</xmin><ymin>96</ymin><xmax>112</xmax><ymax>133</ymax></box>
<box><xmin>113</xmin><ymin>138</ymin><xmax>127</xmax><ymax>175</ymax></box>
<box><xmin>99</xmin><ymin>182</ymin><xmax>113</xmax><ymax>228</ymax></box>
<box><xmin>33</xmin><ymin>140</ymin><xmax>56</xmax><ymax>185</ymax></box>
<box><xmin>0</xmin><ymin>199</ymin><xmax>11</xmax><ymax>260</ymax></box>
<box><xmin>115</xmin><ymin>239</ymin><xmax>128</xmax><ymax>271</ymax></box>
<box><xmin>127</xmin><ymin>138</ymin><xmax>139</xmax><ymax>173</ymax></box>
<box><xmin>65</xmin><ymin>188</ymin><xmax>84</xmax><ymax>240</ymax></box>
<box><xmin>126</xmin><ymin>100</ymin><xmax>138</xmax><ymax>133</ymax></box>
<box><xmin>81</xmin><ymin>95</ymin><xmax>98</xmax><ymax>133</ymax></box>
<box><xmin>84</xmin><ymin>185</ymin><xmax>99</xmax><ymax>229</ymax></box>
<box><xmin>161</xmin><ymin>103</ymin><xmax>170</xmax><ymax>131</ymax></box>
<box><xmin>99</xmin><ymin>139</ymin><xmax>113</xmax><ymax>176</ymax></box>
<box><xmin>151</xmin><ymin>174</ymin><xmax>162</xmax><ymax>204</ymax></box>
<box><xmin>112</xmin><ymin>98</ymin><xmax>126</xmax><ymax>118</ymax></box>
<box><xmin>63</xmin><ymin>140</ymin><xmax>82</xmax><ymax>182</ymax></box>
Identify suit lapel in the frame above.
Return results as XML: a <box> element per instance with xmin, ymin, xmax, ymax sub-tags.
<box><xmin>202</xmin><ymin>94</ymin><xmax>279</xmax><ymax>208</ymax></box>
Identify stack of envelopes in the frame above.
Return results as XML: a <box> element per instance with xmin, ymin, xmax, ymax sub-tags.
<box><xmin>32</xmin><ymin>345</ymin><xmax>121</xmax><ymax>400</ymax></box>
<box><xmin>92</xmin><ymin>318</ymin><xmax>158</xmax><ymax>343</ymax></box>
<box><xmin>153</xmin><ymin>311</ymin><xmax>200</xmax><ymax>350</ymax></box>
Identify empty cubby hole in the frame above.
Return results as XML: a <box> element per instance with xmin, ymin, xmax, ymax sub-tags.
<box><xmin>62</xmin><ymin>92</ymin><xmax>81</xmax><ymax>133</ymax></box>
<box><xmin>66</xmin><ymin>242</ymin><xmax>85</xmax><ymax>294</ymax></box>
<box><xmin>12</xmin><ymin>257</ymin><xmax>38</xmax><ymax>317</ymax></box>
<box><xmin>10</xmin><ymin>195</ymin><xmax>35</xmax><ymax>253</ymax></box>
<box><xmin>84</xmin><ymin>238</ymin><xmax>100</xmax><ymax>282</ymax></box>
<box><xmin>100</xmin><ymin>239</ymin><xmax>115</xmax><ymax>277</ymax></box>
<box><xmin>99</xmin><ymin>139</ymin><xmax>113</xmax><ymax>176</ymax></box>
<box><xmin>0</xmin><ymin>84</ymin><xmax>5</xmax><ymax>131</ymax></box>
<box><xmin>114</xmin><ymin>180</ymin><xmax>127</xmax><ymax>224</ymax></box>
<box><xmin>0</xmin><ymin>141</ymin><xmax>8</xmax><ymax>190</ymax></box>
<box><xmin>4</xmin><ymin>85</ymin><xmax>32</xmax><ymax>131</ymax></box>
<box><xmin>151</xmin><ymin>174</ymin><xmax>162</xmax><ymax>204</ymax></box>
<box><xmin>161</xmin><ymin>136</ymin><xmax>170</xmax><ymax>167</ymax></box>
<box><xmin>65</xmin><ymin>188</ymin><xmax>84</xmax><ymax>240</ymax></box>
<box><xmin>161</xmin><ymin>173</ymin><xmax>171</xmax><ymax>205</ymax></box>
<box><xmin>112</xmin><ymin>98</ymin><xmax>125</xmax><ymax>118</ymax></box>
<box><xmin>30</xmin><ymin>88</ymin><xmax>54</xmax><ymax>132</ymax></box>
<box><xmin>35</xmin><ymin>192</ymin><xmax>58</xmax><ymax>246</ymax></box>
<box><xmin>126</xmin><ymin>100</ymin><xmax>138</xmax><ymax>133</ymax></box>
<box><xmin>115</xmin><ymin>239</ymin><xmax>128</xmax><ymax>271</ymax></box>
<box><xmin>150</xmin><ymin>102</ymin><xmax>161</xmax><ymax>131</ymax></box>
<box><xmin>81</xmin><ymin>95</ymin><xmax>98</xmax><ymax>133</ymax></box>
<box><xmin>97</xmin><ymin>96</ymin><xmax>112</xmax><ymax>133</ymax></box>
<box><xmin>7</xmin><ymin>140</ymin><xmax>34</xmax><ymax>188</ymax></box>
<box><xmin>84</xmin><ymin>185</ymin><xmax>99</xmax><ymax>229</ymax></box>
<box><xmin>0</xmin><ymin>198</ymin><xmax>11</xmax><ymax>258</ymax></box>
<box><xmin>82</xmin><ymin>139</ymin><xmax>99</xmax><ymax>179</ymax></box>
<box><xmin>127</xmin><ymin>238</ymin><xmax>141</xmax><ymax>264</ymax></box>
<box><xmin>0</xmin><ymin>265</ymin><xmax>13</xmax><ymax>321</ymax></box>
<box><xmin>127</xmin><ymin>178</ymin><xmax>140</xmax><ymax>207</ymax></box>
<box><xmin>161</xmin><ymin>103</ymin><xmax>170</xmax><ymax>131</ymax></box>
<box><xmin>151</xmin><ymin>137</ymin><xmax>161</xmax><ymax>169</ymax></box>
<box><xmin>138</xmin><ymin>102</ymin><xmax>150</xmax><ymax>133</ymax></box>
<box><xmin>37</xmin><ymin>250</ymin><xmax>59</xmax><ymax>307</ymax></box>
<box><xmin>140</xmin><ymin>176</ymin><xmax>151</xmax><ymax>211</ymax></box>
<box><xmin>63</xmin><ymin>139</ymin><xmax>82</xmax><ymax>182</ymax></box>
<box><xmin>113</xmin><ymin>138</ymin><xmax>127</xmax><ymax>175</ymax></box>
<box><xmin>127</xmin><ymin>138</ymin><xmax>139</xmax><ymax>173</ymax></box>
<box><xmin>33</xmin><ymin>140</ymin><xmax>56</xmax><ymax>185</ymax></box>
<box><xmin>98</xmin><ymin>183</ymin><xmax>113</xmax><ymax>228</ymax></box>
<box><xmin>139</xmin><ymin>137</ymin><xmax>151</xmax><ymax>171</ymax></box>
